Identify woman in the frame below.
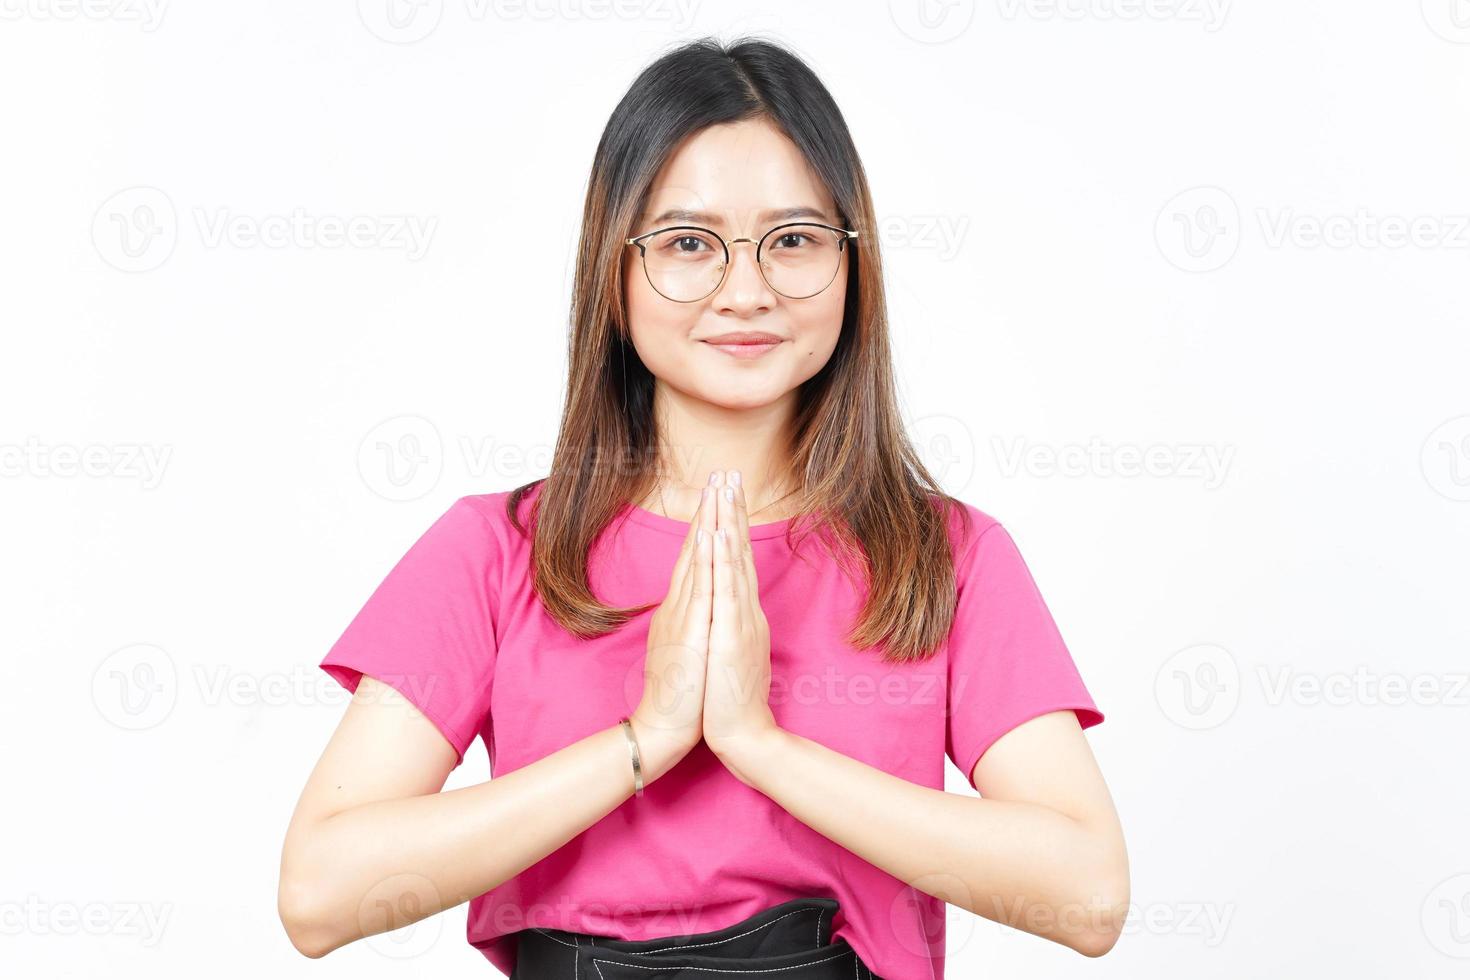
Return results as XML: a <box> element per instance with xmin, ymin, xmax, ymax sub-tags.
<box><xmin>278</xmin><ymin>36</ymin><xmax>1128</xmax><ymax>979</ymax></box>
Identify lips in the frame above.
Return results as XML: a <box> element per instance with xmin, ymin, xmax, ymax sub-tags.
<box><xmin>700</xmin><ymin>331</ymin><xmax>784</xmax><ymax>345</ymax></box>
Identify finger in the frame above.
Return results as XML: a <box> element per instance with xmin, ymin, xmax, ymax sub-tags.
<box><xmin>671</xmin><ymin>486</ymin><xmax>713</xmax><ymax>620</ymax></box>
<box><xmin>730</xmin><ymin>471</ymin><xmax>759</xmax><ymax>596</ymax></box>
<box><xmin>666</xmin><ymin>484</ymin><xmax>706</xmax><ymax>593</ymax></box>
<box><xmin>685</xmin><ymin>516</ymin><xmax>714</xmax><ymax>643</ymax></box>
<box><xmin>712</xmin><ymin>524</ymin><xmax>740</xmax><ymax>644</ymax></box>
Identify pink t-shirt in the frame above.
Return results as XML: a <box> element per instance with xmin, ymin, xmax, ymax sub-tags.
<box><xmin>319</xmin><ymin>481</ymin><xmax>1104</xmax><ymax>979</ymax></box>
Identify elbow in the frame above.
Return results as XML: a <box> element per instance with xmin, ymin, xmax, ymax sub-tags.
<box><xmin>1071</xmin><ymin>869</ymin><xmax>1129</xmax><ymax>958</ymax></box>
<box><xmin>277</xmin><ymin>875</ymin><xmax>337</xmax><ymax>959</ymax></box>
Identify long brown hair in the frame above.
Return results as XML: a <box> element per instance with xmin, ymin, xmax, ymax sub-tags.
<box><xmin>506</xmin><ymin>35</ymin><xmax>976</xmax><ymax>663</ymax></box>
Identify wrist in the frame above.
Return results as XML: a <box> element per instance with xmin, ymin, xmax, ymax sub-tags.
<box><xmin>709</xmin><ymin>724</ymin><xmax>788</xmax><ymax>789</ymax></box>
<box><xmin>626</xmin><ymin>713</ymin><xmax>693</xmax><ymax>785</ymax></box>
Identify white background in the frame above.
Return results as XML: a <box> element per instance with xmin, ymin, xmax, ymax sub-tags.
<box><xmin>3</xmin><ymin>1</ymin><xmax>1468</xmax><ymax>977</ymax></box>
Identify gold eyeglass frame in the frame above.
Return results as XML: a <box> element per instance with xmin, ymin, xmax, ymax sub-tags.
<box><xmin>624</xmin><ymin>221</ymin><xmax>860</xmax><ymax>303</ymax></box>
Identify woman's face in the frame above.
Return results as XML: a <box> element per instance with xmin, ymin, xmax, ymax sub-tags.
<box><xmin>623</xmin><ymin>117</ymin><xmax>849</xmax><ymax>412</ymax></box>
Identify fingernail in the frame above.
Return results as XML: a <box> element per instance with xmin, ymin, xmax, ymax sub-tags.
<box><xmin>708</xmin><ymin>471</ymin><xmax>720</xmax><ymax>485</ymax></box>
<box><xmin>730</xmin><ymin>470</ymin><xmax>742</xmax><ymax>487</ymax></box>
<box><xmin>723</xmin><ymin>486</ymin><xmax>734</xmax><ymax>502</ymax></box>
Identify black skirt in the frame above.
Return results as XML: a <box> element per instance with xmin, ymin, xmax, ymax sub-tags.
<box><xmin>508</xmin><ymin>896</ymin><xmax>882</xmax><ymax>979</ymax></box>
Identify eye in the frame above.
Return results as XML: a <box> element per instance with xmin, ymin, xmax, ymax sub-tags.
<box><xmin>770</xmin><ymin>230</ymin><xmax>815</xmax><ymax>250</ymax></box>
<box><xmin>648</xmin><ymin>229</ymin><xmax>719</xmax><ymax>257</ymax></box>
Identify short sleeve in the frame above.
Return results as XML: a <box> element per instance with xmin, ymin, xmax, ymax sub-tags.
<box><xmin>945</xmin><ymin>519</ymin><xmax>1104</xmax><ymax>790</ymax></box>
<box><xmin>320</xmin><ymin>497</ymin><xmax>500</xmax><ymax>768</ymax></box>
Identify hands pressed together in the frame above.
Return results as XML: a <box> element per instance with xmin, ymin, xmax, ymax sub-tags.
<box><xmin>633</xmin><ymin>469</ymin><xmax>781</xmax><ymax>785</ymax></box>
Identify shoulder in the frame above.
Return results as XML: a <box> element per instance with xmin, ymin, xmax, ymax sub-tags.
<box><xmin>929</xmin><ymin>493</ymin><xmax>1004</xmax><ymax>563</ymax></box>
<box><xmin>451</xmin><ymin>482</ymin><xmax>541</xmax><ymax>548</ymax></box>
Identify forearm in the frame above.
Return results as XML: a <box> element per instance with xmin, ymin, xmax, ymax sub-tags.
<box><xmin>285</xmin><ymin>718</ymin><xmax>684</xmax><ymax>957</ymax></box>
<box><xmin>718</xmin><ymin>728</ymin><xmax>1127</xmax><ymax>956</ymax></box>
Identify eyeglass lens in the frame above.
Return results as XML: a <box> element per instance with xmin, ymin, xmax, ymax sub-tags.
<box><xmin>638</xmin><ymin>224</ymin><xmax>847</xmax><ymax>301</ymax></box>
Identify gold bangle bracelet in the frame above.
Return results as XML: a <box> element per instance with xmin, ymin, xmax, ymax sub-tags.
<box><xmin>618</xmin><ymin>716</ymin><xmax>644</xmax><ymax>798</ymax></box>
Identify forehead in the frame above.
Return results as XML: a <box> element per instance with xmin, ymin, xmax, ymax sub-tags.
<box><xmin>641</xmin><ymin>118</ymin><xmax>836</xmax><ymax>228</ymax></box>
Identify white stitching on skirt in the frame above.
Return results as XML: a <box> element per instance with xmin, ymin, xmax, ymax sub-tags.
<box><xmin>590</xmin><ymin>947</ymin><xmax>856</xmax><ymax>978</ymax></box>
<box><xmin>625</xmin><ymin>908</ymin><xmax>821</xmax><ymax>956</ymax></box>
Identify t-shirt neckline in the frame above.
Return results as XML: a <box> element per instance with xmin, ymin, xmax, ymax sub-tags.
<box><xmin>618</xmin><ymin>501</ymin><xmax>795</xmax><ymax>540</ymax></box>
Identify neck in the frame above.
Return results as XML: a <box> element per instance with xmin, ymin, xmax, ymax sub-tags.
<box><xmin>642</xmin><ymin>380</ymin><xmax>799</xmax><ymax>521</ymax></box>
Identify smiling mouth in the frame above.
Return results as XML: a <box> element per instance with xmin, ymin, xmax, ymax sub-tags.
<box><xmin>701</xmin><ymin>338</ymin><xmax>783</xmax><ymax>359</ymax></box>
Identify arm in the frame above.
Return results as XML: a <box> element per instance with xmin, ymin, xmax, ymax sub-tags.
<box><xmin>716</xmin><ymin>709</ymin><xmax>1129</xmax><ymax>956</ymax></box>
<box><xmin>702</xmin><ymin>474</ymin><xmax>1127</xmax><ymax>956</ymax></box>
<box><xmin>276</xmin><ymin>674</ymin><xmax>688</xmax><ymax>958</ymax></box>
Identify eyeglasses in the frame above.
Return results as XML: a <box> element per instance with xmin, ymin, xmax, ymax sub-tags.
<box><xmin>625</xmin><ymin>221</ymin><xmax>859</xmax><ymax>303</ymax></box>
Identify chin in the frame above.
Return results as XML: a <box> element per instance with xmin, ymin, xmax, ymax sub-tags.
<box><xmin>695</xmin><ymin>383</ymin><xmax>788</xmax><ymax>411</ymax></box>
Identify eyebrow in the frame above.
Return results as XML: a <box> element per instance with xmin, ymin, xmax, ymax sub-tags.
<box><xmin>644</xmin><ymin>206</ymin><xmax>835</xmax><ymax>227</ymax></box>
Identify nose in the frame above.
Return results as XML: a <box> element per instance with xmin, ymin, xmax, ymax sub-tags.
<box><xmin>712</xmin><ymin>237</ymin><xmax>775</xmax><ymax>311</ymax></box>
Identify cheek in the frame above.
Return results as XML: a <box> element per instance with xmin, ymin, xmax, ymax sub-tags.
<box><xmin>793</xmin><ymin>288</ymin><xmax>847</xmax><ymax>362</ymax></box>
<box><xmin>624</xmin><ymin>254</ymin><xmax>692</xmax><ymax>367</ymax></box>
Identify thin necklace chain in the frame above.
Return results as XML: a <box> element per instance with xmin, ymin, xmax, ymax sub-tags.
<box><xmin>656</xmin><ymin>474</ymin><xmax>799</xmax><ymax>521</ymax></box>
